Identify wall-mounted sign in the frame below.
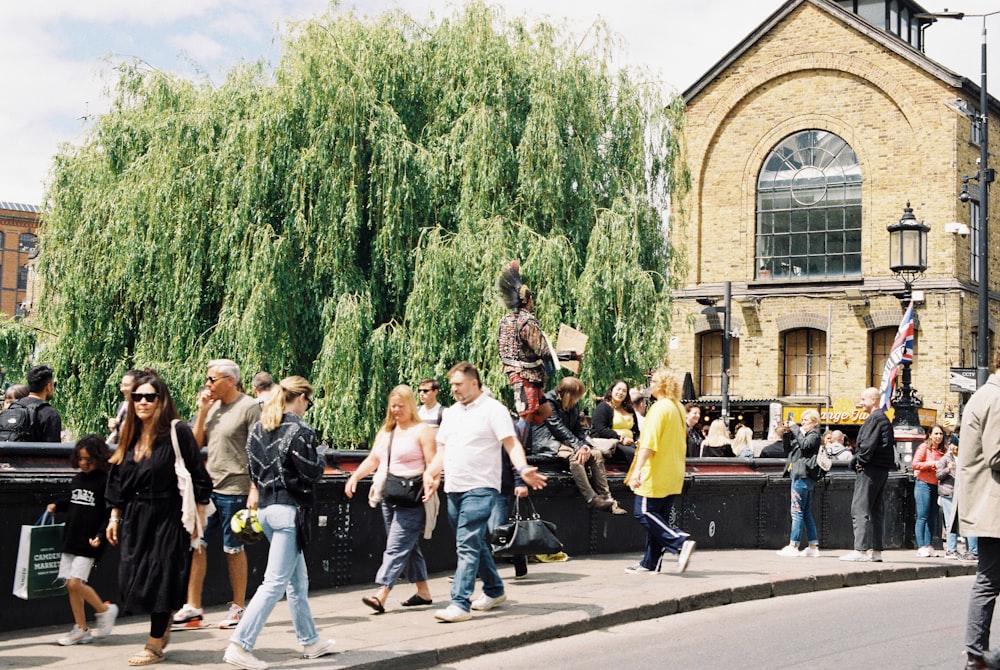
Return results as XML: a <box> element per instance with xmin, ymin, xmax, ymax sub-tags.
<box><xmin>950</xmin><ymin>368</ymin><xmax>977</xmax><ymax>394</ymax></box>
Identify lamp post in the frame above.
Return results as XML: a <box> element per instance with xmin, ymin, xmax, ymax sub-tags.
<box><xmin>695</xmin><ymin>281</ymin><xmax>732</xmax><ymax>427</ymax></box>
<box><xmin>886</xmin><ymin>202</ymin><xmax>930</xmax><ymax>429</ymax></box>
<box><xmin>916</xmin><ymin>9</ymin><xmax>998</xmax><ymax>388</ymax></box>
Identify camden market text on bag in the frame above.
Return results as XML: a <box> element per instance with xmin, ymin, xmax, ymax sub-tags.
<box><xmin>13</xmin><ymin>511</ymin><xmax>66</xmax><ymax>600</ymax></box>
<box><xmin>490</xmin><ymin>496</ymin><xmax>564</xmax><ymax>557</ymax></box>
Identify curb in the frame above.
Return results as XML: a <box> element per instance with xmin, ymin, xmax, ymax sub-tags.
<box><xmin>346</xmin><ymin>561</ymin><xmax>977</xmax><ymax>669</ymax></box>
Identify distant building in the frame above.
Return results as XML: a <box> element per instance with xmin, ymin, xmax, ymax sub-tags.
<box><xmin>0</xmin><ymin>202</ymin><xmax>40</xmax><ymax>317</ymax></box>
<box><xmin>672</xmin><ymin>0</ymin><xmax>994</xmax><ymax>437</ymax></box>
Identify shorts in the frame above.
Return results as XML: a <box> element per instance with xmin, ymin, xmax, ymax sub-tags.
<box><xmin>510</xmin><ymin>374</ymin><xmax>549</xmax><ymax>425</ymax></box>
<box><xmin>58</xmin><ymin>553</ymin><xmax>95</xmax><ymax>582</ymax></box>
<box><xmin>199</xmin><ymin>492</ymin><xmax>247</xmax><ymax>554</ymax></box>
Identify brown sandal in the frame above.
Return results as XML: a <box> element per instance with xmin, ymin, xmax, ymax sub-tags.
<box><xmin>127</xmin><ymin>644</ymin><xmax>165</xmax><ymax>666</ymax></box>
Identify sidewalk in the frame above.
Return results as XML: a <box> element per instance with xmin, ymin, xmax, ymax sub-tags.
<box><xmin>0</xmin><ymin>549</ymin><xmax>976</xmax><ymax>669</ymax></box>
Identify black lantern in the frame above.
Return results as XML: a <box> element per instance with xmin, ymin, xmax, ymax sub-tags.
<box><xmin>887</xmin><ymin>202</ymin><xmax>929</xmax><ymax>292</ymax></box>
<box><xmin>885</xmin><ymin>202</ymin><xmax>929</xmax><ymax>432</ymax></box>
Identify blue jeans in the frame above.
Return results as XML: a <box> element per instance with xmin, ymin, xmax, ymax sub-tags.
<box><xmin>229</xmin><ymin>504</ymin><xmax>319</xmax><ymax>651</ymax></box>
<box><xmin>375</xmin><ymin>501</ymin><xmax>427</xmax><ymax>588</ymax></box>
<box><xmin>914</xmin><ymin>479</ymin><xmax>937</xmax><ymax>548</ymax></box>
<box><xmin>201</xmin><ymin>492</ymin><xmax>247</xmax><ymax>553</ymax></box>
<box><xmin>789</xmin><ymin>477</ymin><xmax>818</xmax><ymax>546</ymax></box>
<box><xmin>633</xmin><ymin>494</ymin><xmax>689</xmax><ymax>569</ymax></box>
<box><xmin>447</xmin><ymin>488</ymin><xmax>503</xmax><ymax>612</ymax></box>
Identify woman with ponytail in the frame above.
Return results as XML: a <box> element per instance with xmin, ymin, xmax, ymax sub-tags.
<box><xmin>223</xmin><ymin>376</ymin><xmax>334</xmax><ymax>669</ymax></box>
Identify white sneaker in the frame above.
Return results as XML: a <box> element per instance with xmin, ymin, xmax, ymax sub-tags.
<box><xmin>624</xmin><ymin>563</ymin><xmax>654</xmax><ymax>574</ymax></box>
<box><xmin>800</xmin><ymin>546</ymin><xmax>821</xmax><ymax>558</ymax></box>
<box><xmin>869</xmin><ymin>550</ymin><xmax>883</xmax><ymax>562</ymax></box>
<box><xmin>678</xmin><ymin>540</ymin><xmax>696</xmax><ymax>573</ymax></box>
<box><xmin>92</xmin><ymin>603</ymin><xmax>119</xmax><ymax>638</ymax></box>
<box><xmin>434</xmin><ymin>604</ymin><xmax>472</xmax><ymax>622</ymax></box>
<box><xmin>219</xmin><ymin>603</ymin><xmax>245</xmax><ymax>629</ymax></box>
<box><xmin>172</xmin><ymin>603</ymin><xmax>204</xmax><ymax>629</ymax></box>
<box><xmin>57</xmin><ymin>625</ymin><xmax>93</xmax><ymax>646</ymax></box>
<box><xmin>839</xmin><ymin>550</ymin><xmax>870</xmax><ymax>562</ymax></box>
<box><xmin>301</xmin><ymin>638</ymin><xmax>335</xmax><ymax>659</ymax></box>
<box><xmin>471</xmin><ymin>593</ymin><xmax>507</xmax><ymax>611</ymax></box>
<box><xmin>775</xmin><ymin>545</ymin><xmax>800</xmax><ymax>557</ymax></box>
<box><xmin>224</xmin><ymin>642</ymin><xmax>268</xmax><ymax>670</ymax></box>
<box><xmin>917</xmin><ymin>546</ymin><xmax>930</xmax><ymax>557</ymax></box>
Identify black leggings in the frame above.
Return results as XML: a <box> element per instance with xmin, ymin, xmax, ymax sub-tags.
<box><xmin>150</xmin><ymin>612</ymin><xmax>170</xmax><ymax>639</ymax></box>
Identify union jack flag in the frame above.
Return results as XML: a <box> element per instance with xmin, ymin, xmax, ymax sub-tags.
<box><xmin>878</xmin><ymin>300</ymin><xmax>915</xmax><ymax>411</ymax></box>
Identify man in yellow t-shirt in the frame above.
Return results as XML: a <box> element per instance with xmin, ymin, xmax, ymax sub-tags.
<box><xmin>625</xmin><ymin>368</ymin><xmax>695</xmax><ymax>574</ymax></box>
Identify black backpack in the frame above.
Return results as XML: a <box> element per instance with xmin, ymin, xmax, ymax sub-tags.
<box><xmin>0</xmin><ymin>399</ymin><xmax>46</xmax><ymax>442</ymax></box>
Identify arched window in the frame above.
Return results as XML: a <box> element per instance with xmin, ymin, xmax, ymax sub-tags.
<box><xmin>698</xmin><ymin>331</ymin><xmax>740</xmax><ymax>396</ymax></box>
<box><xmin>757</xmin><ymin>130</ymin><xmax>862</xmax><ymax>280</ymax></box>
<box><xmin>783</xmin><ymin>328</ymin><xmax>826</xmax><ymax>396</ymax></box>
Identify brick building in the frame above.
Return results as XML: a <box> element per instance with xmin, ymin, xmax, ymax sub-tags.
<box><xmin>0</xmin><ymin>202</ymin><xmax>40</xmax><ymax>317</ymax></box>
<box><xmin>671</xmin><ymin>0</ymin><xmax>997</xmax><ymax>439</ymax></box>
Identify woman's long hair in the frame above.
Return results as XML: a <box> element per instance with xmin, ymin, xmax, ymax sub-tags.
<box><xmin>925</xmin><ymin>424</ymin><xmax>947</xmax><ymax>452</ymax></box>
<box><xmin>261</xmin><ymin>376</ymin><xmax>313</xmax><ymax>431</ymax></box>
<box><xmin>602</xmin><ymin>380</ymin><xmax>634</xmax><ymax>413</ymax></box>
<box><xmin>731</xmin><ymin>426</ymin><xmax>754</xmax><ymax>455</ymax></box>
<box><xmin>110</xmin><ymin>369</ymin><xmax>179</xmax><ymax>465</ymax></box>
<box><xmin>702</xmin><ymin>419</ymin><xmax>731</xmax><ymax>447</ymax></box>
<box><xmin>379</xmin><ymin>384</ymin><xmax>420</xmax><ymax>433</ymax></box>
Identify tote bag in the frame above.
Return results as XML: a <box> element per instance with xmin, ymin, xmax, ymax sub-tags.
<box><xmin>13</xmin><ymin>511</ymin><xmax>66</xmax><ymax>600</ymax></box>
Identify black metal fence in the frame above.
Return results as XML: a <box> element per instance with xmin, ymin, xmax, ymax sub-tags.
<box><xmin>0</xmin><ymin>444</ymin><xmax>913</xmax><ymax>632</ymax></box>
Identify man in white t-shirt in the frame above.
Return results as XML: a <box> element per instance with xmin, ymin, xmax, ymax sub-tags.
<box><xmin>423</xmin><ymin>361</ymin><xmax>546</xmax><ymax>623</ymax></box>
<box><xmin>416</xmin><ymin>378</ymin><xmax>445</xmax><ymax>428</ymax></box>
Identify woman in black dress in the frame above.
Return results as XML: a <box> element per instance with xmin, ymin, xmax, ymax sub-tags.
<box><xmin>106</xmin><ymin>370</ymin><xmax>212</xmax><ymax>666</ymax></box>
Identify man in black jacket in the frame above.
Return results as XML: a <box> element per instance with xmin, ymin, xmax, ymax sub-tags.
<box><xmin>840</xmin><ymin>387</ymin><xmax>896</xmax><ymax>562</ymax></box>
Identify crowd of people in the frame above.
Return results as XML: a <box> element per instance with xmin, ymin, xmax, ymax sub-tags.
<box><xmin>7</xmin><ymin>259</ymin><xmax>1000</xmax><ymax>667</ymax></box>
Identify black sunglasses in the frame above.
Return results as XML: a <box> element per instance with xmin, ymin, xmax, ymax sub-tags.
<box><xmin>418</xmin><ymin>388</ymin><xmax>434</xmax><ymax>393</ymax></box>
<box><xmin>304</xmin><ymin>395</ymin><xmax>314</xmax><ymax>410</ymax></box>
<box><xmin>133</xmin><ymin>392</ymin><xmax>159</xmax><ymax>403</ymax></box>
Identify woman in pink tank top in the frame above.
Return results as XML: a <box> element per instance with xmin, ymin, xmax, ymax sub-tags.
<box><xmin>345</xmin><ymin>385</ymin><xmax>437</xmax><ymax>613</ymax></box>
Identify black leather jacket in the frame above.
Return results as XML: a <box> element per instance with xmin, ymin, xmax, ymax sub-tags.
<box><xmin>530</xmin><ymin>390</ymin><xmax>589</xmax><ymax>457</ymax></box>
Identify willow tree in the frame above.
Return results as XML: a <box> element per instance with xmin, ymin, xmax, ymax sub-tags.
<box><xmin>37</xmin><ymin>2</ymin><xmax>687</xmax><ymax>444</ymax></box>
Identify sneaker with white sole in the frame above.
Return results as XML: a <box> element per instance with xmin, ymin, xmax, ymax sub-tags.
<box><xmin>434</xmin><ymin>604</ymin><xmax>472</xmax><ymax>622</ymax></box>
<box><xmin>800</xmin><ymin>546</ymin><xmax>821</xmax><ymax>558</ymax></box>
<box><xmin>57</xmin><ymin>625</ymin><xmax>93</xmax><ymax>646</ymax></box>
<box><xmin>172</xmin><ymin>603</ymin><xmax>204</xmax><ymax>629</ymax></box>
<box><xmin>678</xmin><ymin>540</ymin><xmax>696</xmax><ymax>573</ymax></box>
<box><xmin>301</xmin><ymin>638</ymin><xmax>336</xmax><ymax>659</ymax></box>
<box><xmin>624</xmin><ymin>563</ymin><xmax>654</xmax><ymax>574</ymax></box>
<box><xmin>224</xmin><ymin>642</ymin><xmax>268</xmax><ymax>670</ymax></box>
<box><xmin>868</xmin><ymin>550</ymin><xmax>883</xmax><ymax>562</ymax></box>
<box><xmin>775</xmin><ymin>545</ymin><xmax>800</xmax><ymax>557</ymax></box>
<box><xmin>917</xmin><ymin>546</ymin><xmax>930</xmax><ymax>558</ymax></box>
<box><xmin>839</xmin><ymin>550</ymin><xmax>870</xmax><ymax>562</ymax></box>
<box><xmin>219</xmin><ymin>603</ymin><xmax>245</xmax><ymax>630</ymax></box>
<box><xmin>92</xmin><ymin>603</ymin><xmax>119</xmax><ymax>638</ymax></box>
<box><xmin>471</xmin><ymin>593</ymin><xmax>507</xmax><ymax>611</ymax></box>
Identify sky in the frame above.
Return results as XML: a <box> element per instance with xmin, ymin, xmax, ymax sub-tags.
<box><xmin>2</xmin><ymin>0</ymin><xmax>999</xmax><ymax>207</ymax></box>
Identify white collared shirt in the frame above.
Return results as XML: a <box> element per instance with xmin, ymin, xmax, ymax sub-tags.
<box><xmin>437</xmin><ymin>393</ymin><xmax>515</xmax><ymax>493</ymax></box>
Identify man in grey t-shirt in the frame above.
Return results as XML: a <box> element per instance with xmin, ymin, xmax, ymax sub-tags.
<box><xmin>174</xmin><ymin>359</ymin><xmax>261</xmax><ymax>630</ymax></box>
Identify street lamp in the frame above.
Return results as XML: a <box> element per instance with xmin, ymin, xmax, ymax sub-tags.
<box><xmin>886</xmin><ymin>203</ymin><xmax>929</xmax><ymax>430</ymax></box>
<box><xmin>696</xmin><ymin>280</ymin><xmax>732</xmax><ymax>427</ymax></box>
<box><xmin>915</xmin><ymin>8</ymin><xmax>999</xmax><ymax>388</ymax></box>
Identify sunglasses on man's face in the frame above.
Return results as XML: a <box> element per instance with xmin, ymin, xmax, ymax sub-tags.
<box><xmin>133</xmin><ymin>392</ymin><xmax>159</xmax><ymax>404</ymax></box>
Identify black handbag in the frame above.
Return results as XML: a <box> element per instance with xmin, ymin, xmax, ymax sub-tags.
<box><xmin>382</xmin><ymin>429</ymin><xmax>424</xmax><ymax>507</ymax></box>
<box><xmin>490</xmin><ymin>497</ymin><xmax>564</xmax><ymax>557</ymax></box>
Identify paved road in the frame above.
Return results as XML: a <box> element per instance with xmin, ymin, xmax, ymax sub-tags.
<box><xmin>448</xmin><ymin>576</ymin><xmax>983</xmax><ymax>670</ymax></box>
<box><xmin>0</xmin><ymin>550</ymin><xmax>978</xmax><ymax>669</ymax></box>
